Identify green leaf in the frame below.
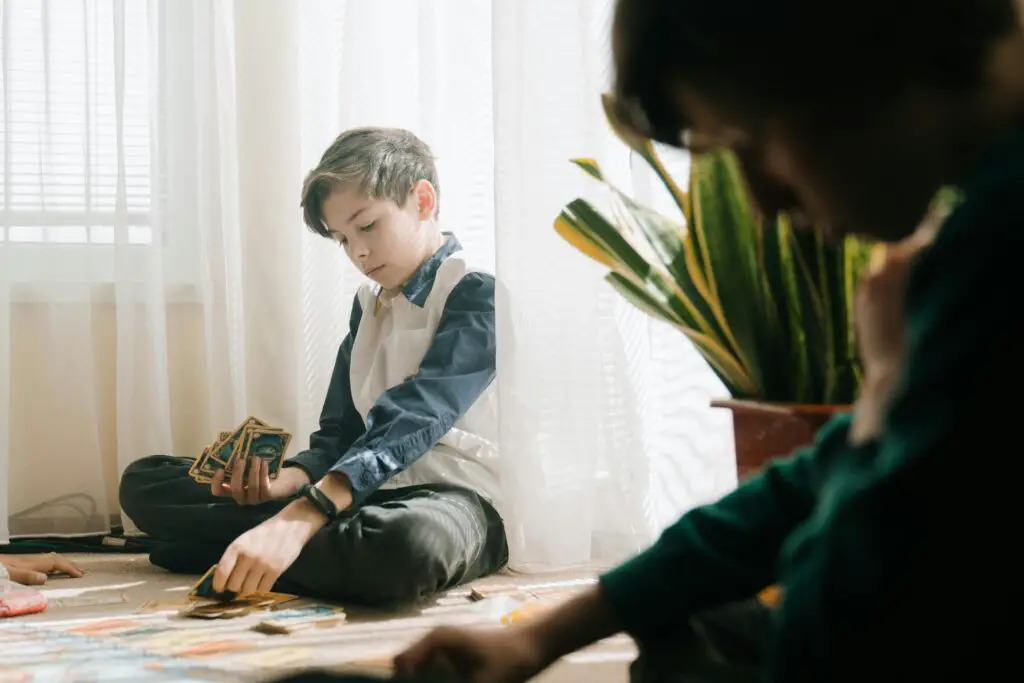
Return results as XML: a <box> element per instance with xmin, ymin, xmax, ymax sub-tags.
<box><xmin>554</xmin><ymin>212</ymin><xmax>621</xmax><ymax>271</ymax></box>
<box><xmin>606</xmin><ymin>273</ymin><xmax>755</xmax><ymax>396</ymax></box>
<box><xmin>560</xmin><ymin>199</ymin><xmax>653</xmax><ymax>278</ymax></box>
<box><xmin>554</xmin><ymin>96</ymin><xmax>876</xmax><ymax>404</ymax></box>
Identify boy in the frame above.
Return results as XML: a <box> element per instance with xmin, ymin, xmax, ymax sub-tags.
<box><xmin>119</xmin><ymin>128</ymin><xmax>508</xmax><ymax>605</ymax></box>
<box><xmin>396</xmin><ymin>0</ymin><xmax>1024</xmax><ymax>681</ymax></box>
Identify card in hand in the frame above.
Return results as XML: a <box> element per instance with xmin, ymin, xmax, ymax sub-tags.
<box><xmin>209</xmin><ymin>416</ymin><xmax>265</xmax><ymax>476</ymax></box>
<box><xmin>189</xmin><ymin>415</ymin><xmax>289</xmax><ymax>485</ymax></box>
<box><xmin>225</xmin><ymin>423</ymin><xmax>290</xmax><ymax>480</ymax></box>
<box><xmin>188</xmin><ymin>565</ymin><xmax>237</xmax><ymax>602</ymax></box>
<box><xmin>245</xmin><ymin>426</ymin><xmax>291</xmax><ymax>478</ymax></box>
<box><xmin>188</xmin><ymin>446</ymin><xmax>211</xmax><ymax>480</ymax></box>
<box><xmin>193</xmin><ymin>445</ymin><xmax>228</xmax><ymax>484</ymax></box>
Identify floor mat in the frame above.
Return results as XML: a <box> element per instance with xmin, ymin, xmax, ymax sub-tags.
<box><xmin>0</xmin><ymin>554</ymin><xmax>635</xmax><ymax>682</ymax></box>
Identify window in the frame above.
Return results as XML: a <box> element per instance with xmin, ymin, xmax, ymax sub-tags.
<box><xmin>2</xmin><ymin>0</ymin><xmax>160</xmax><ymax>287</ymax></box>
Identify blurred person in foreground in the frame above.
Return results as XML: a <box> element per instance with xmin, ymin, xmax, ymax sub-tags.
<box><xmin>391</xmin><ymin>0</ymin><xmax>1024</xmax><ymax>681</ymax></box>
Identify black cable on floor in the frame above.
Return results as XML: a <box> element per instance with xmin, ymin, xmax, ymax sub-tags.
<box><xmin>1</xmin><ymin>530</ymin><xmax>157</xmax><ymax>554</ymax></box>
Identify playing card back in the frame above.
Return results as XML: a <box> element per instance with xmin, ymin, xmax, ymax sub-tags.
<box><xmin>189</xmin><ymin>416</ymin><xmax>289</xmax><ymax>484</ymax></box>
<box><xmin>224</xmin><ymin>424</ymin><xmax>290</xmax><ymax>480</ymax></box>
<box><xmin>187</xmin><ymin>565</ymin><xmax>237</xmax><ymax>602</ymax></box>
<box><xmin>201</xmin><ymin>416</ymin><xmax>267</xmax><ymax>481</ymax></box>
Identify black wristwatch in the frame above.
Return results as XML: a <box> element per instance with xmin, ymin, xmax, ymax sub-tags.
<box><xmin>297</xmin><ymin>483</ymin><xmax>340</xmax><ymax>521</ymax></box>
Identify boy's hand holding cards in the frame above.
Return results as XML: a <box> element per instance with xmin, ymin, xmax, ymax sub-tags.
<box><xmin>183</xmin><ymin>565</ymin><xmax>299</xmax><ymax>619</ymax></box>
<box><xmin>188</xmin><ymin>416</ymin><xmax>292</xmax><ymax>496</ymax></box>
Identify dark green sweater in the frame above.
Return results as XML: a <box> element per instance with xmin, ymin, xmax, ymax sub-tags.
<box><xmin>601</xmin><ymin>123</ymin><xmax>1024</xmax><ymax>681</ymax></box>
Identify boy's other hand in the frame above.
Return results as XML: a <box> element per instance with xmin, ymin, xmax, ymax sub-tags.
<box><xmin>394</xmin><ymin>625</ymin><xmax>547</xmax><ymax>683</ymax></box>
<box><xmin>211</xmin><ymin>462</ymin><xmax>309</xmax><ymax>506</ymax></box>
<box><xmin>212</xmin><ymin>510</ymin><xmax>318</xmax><ymax>596</ymax></box>
<box><xmin>0</xmin><ymin>552</ymin><xmax>85</xmax><ymax>585</ymax></box>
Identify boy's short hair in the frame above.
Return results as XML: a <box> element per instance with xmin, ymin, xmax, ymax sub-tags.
<box><xmin>301</xmin><ymin>127</ymin><xmax>440</xmax><ymax>238</ymax></box>
<box><xmin>611</xmin><ymin>0</ymin><xmax>1021</xmax><ymax>147</ymax></box>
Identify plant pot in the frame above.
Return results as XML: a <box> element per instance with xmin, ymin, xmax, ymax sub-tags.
<box><xmin>711</xmin><ymin>399</ymin><xmax>851</xmax><ymax>480</ymax></box>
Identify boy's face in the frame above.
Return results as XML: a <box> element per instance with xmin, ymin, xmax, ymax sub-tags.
<box><xmin>320</xmin><ymin>180</ymin><xmax>438</xmax><ymax>290</ymax></box>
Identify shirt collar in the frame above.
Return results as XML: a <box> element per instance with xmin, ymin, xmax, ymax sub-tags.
<box><xmin>376</xmin><ymin>233</ymin><xmax>462</xmax><ymax>310</ymax></box>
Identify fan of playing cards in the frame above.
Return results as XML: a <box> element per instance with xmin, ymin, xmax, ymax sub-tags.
<box><xmin>189</xmin><ymin>416</ymin><xmax>292</xmax><ymax>484</ymax></box>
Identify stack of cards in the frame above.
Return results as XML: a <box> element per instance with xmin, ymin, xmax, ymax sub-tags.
<box><xmin>188</xmin><ymin>416</ymin><xmax>292</xmax><ymax>484</ymax></box>
<box><xmin>181</xmin><ymin>593</ymin><xmax>298</xmax><ymax>620</ymax></box>
<box><xmin>183</xmin><ymin>565</ymin><xmax>299</xmax><ymax>619</ymax></box>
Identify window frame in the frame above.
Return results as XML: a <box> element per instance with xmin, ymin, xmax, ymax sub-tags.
<box><xmin>0</xmin><ymin>0</ymin><xmax>202</xmax><ymax>302</ymax></box>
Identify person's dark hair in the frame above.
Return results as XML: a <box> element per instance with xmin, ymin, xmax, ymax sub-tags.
<box><xmin>611</xmin><ymin>0</ymin><xmax>1022</xmax><ymax>146</ymax></box>
<box><xmin>301</xmin><ymin>127</ymin><xmax>439</xmax><ymax>239</ymax></box>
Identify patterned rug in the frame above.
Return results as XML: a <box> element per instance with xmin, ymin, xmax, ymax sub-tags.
<box><xmin>0</xmin><ymin>554</ymin><xmax>634</xmax><ymax>682</ymax></box>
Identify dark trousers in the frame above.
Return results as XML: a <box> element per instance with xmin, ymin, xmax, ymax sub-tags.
<box><xmin>119</xmin><ymin>455</ymin><xmax>509</xmax><ymax>607</ymax></box>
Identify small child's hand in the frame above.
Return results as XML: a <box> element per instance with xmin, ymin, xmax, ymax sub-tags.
<box><xmin>211</xmin><ymin>461</ymin><xmax>309</xmax><ymax>506</ymax></box>
<box><xmin>0</xmin><ymin>552</ymin><xmax>84</xmax><ymax>585</ymax></box>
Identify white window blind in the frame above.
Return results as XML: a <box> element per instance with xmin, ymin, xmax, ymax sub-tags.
<box><xmin>0</xmin><ymin>0</ymin><xmax>153</xmax><ymax>246</ymax></box>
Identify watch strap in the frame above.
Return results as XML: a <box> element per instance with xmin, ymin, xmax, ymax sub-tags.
<box><xmin>298</xmin><ymin>483</ymin><xmax>339</xmax><ymax>521</ymax></box>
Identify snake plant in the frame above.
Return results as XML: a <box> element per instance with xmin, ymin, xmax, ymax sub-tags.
<box><xmin>555</xmin><ymin>94</ymin><xmax>876</xmax><ymax>404</ymax></box>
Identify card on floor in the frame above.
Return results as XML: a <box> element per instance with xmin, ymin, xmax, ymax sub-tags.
<box><xmin>251</xmin><ymin>604</ymin><xmax>346</xmax><ymax>634</ymax></box>
<box><xmin>243</xmin><ymin>591</ymin><xmax>300</xmax><ymax>608</ymax></box>
<box><xmin>181</xmin><ymin>603</ymin><xmax>253</xmax><ymax>620</ymax></box>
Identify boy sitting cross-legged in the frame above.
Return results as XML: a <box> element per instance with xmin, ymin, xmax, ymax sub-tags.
<box><xmin>119</xmin><ymin>127</ymin><xmax>508</xmax><ymax>605</ymax></box>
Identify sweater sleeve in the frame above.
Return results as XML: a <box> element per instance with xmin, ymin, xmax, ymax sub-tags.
<box><xmin>599</xmin><ymin>413</ymin><xmax>852</xmax><ymax>643</ymax></box>
<box><xmin>769</xmin><ymin>143</ymin><xmax>1024</xmax><ymax>682</ymax></box>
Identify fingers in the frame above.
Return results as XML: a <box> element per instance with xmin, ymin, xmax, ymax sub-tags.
<box><xmin>7</xmin><ymin>566</ymin><xmax>48</xmax><ymax>586</ymax></box>
<box><xmin>44</xmin><ymin>552</ymin><xmax>84</xmax><ymax>578</ymax></box>
<box><xmin>245</xmin><ymin>457</ymin><xmax>261</xmax><ymax>505</ymax></box>
<box><xmin>211</xmin><ymin>470</ymin><xmax>229</xmax><ymax>497</ymax></box>
<box><xmin>239</xmin><ymin>564</ymin><xmax>265</xmax><ymax>597</ymax></box>
<box><xmin>223</xmin><ymin>554</ymin><xmax>272</xmax><ymax>597</ymax></box>
<box><xmin>394</xmin><ymin>628</ymin><xmax>461</xmax><ymax>679</ymax></box>
<box><xmin>215</xmin><ymin>463</ymin><xmax>271</xmax><ymax>506</ymax></box>
<box><xmin>213</xmin><ymin>549</ymin><xmax>238</xmax><ymax>594</ymax></box>
<box><xmin>230</xmin><ymin>458</ymin><xmax>247</xmax><ymax>505</ymax></box>
<box><xmin>6</xmin><ymin>552</ymin><xmax>84</xmax><ymax>578</ymax></box>
<box><xmin>258</xmin><ymin>460</ymin><xmax>271</xmax><ymax>502</ymax></box>
<box><xmin>256</xmin><ymin>571</ymin><xmax>277</xmax><ymax>596</ymax></box>
<box><xmin>224</xmin><ymin>554</ymin><xmax>255</xmax><ymax>594</ymax></box>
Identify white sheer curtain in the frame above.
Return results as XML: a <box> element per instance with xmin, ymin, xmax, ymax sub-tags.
<box><xmin>1</xmin><ymin>0</ymin><xmax>735</xmax><ymax>568</ymax></box>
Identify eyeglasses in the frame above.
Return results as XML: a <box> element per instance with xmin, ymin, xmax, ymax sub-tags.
<box><xmin>610</xmin><ymin>94</ymin><xmax>753</xmax><ymax>153</ymax></box>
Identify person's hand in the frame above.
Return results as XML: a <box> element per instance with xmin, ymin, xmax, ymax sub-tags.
<box><xmin>211</xmin><ymin>461</ymin><xmax>310</xmax><ymax>506</ymax></box>
<box><xmin>394</xmin><ymin>625</ymin><xmax>548</xmax><ymax>683</ymax></box>
<box><xmin>855</xmin><ymin>203</ymin><xmax>945</xmax><ymax>380</ymax></box>
<box><xmin>0</xmin><ymin>552</ymin><xmax>84</xmax><ymax>585</ymax></box>
<box><xmin>212</xmin><ymin>506</ymin><xmax>322</xmax><ymax>596</ymax></box>
<box><xmin>850</xmin><ymin>210</ymin><xmax>942</xmax><ymax>443</ymax></box>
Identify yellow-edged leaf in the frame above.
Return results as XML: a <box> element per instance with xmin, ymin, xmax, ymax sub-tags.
<box><xmin>570</xmin><ymin>158</ymin><xmax>603</xmax><ymax>182</ymax></box>
<box><xmin>606</xmin><ymin>273</ymin><xmax>755</xmax><ymax>395</ymax></box>
<box><xmin>554</xmin><ymin>214</ymin><xmax>619</xmax><ymax>270</ymax></box>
